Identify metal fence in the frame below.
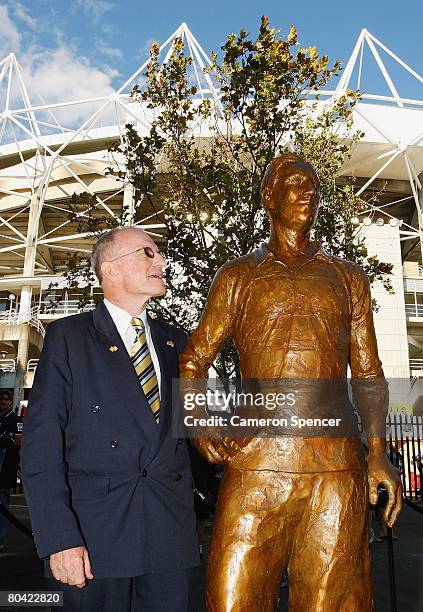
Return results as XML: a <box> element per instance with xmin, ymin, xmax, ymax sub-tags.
<box><xmin>387</xmin><ymin>414</ymin><xmax>422</xmax><ymax>503</ymax></box>
<box><xmin>0</xmin><ymin>358</ymin><xmax>16</xmax><ymax>372</ymax></box>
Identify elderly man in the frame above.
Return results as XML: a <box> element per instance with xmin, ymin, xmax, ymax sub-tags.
<box><xmin>180</xmin><ymin>154</ymin><xmax>402</xmax><ymax>611</ymax></box>
<box><xmin>22</xmin><ymin>227</ymin><xmax>200</xmax><ymax>611</ymax></box>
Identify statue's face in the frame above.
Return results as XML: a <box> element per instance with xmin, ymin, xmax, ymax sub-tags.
<box><xmin>262</xmin><ymin>161</ymin><xmax>320</xmax><ymax>232</ymax></box>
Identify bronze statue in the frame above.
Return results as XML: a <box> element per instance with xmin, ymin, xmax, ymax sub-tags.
<box><xmin>179</xmin><ymin>154</ymin><xmax>402</xmax><ymax>611</ymax></box>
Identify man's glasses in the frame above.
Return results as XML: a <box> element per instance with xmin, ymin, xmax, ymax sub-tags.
<box><xmin>109</xmin><ymin>246</ymin><xmax>166</xmax><ymax>262</ymax></box>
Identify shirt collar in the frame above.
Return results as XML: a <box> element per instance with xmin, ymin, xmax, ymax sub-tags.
<box><xmin>254</xmin><ymin>241</ymin><xmax>332</xmax><ymax>266</ymax></box>
<box><xmin>103</xmin><ymin>299</ymin><xmax>148</xmax><ymax>336</ymax></box>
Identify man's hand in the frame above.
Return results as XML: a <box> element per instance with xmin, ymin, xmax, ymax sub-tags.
<box><xmin>368</xmin><ymin>453</ymin><xmax>403</xmax><ymax>528</ymax></box>
<box><xmin>194</xmin><ymin>437</ymin><xmax>250</xmax><ymax>463</ymax></box>
<box><xmin>49</xmin><ymin>546</ymin><xmax>94</xmax><ymax>588</ymax></box>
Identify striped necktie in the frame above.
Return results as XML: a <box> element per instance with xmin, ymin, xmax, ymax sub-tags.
<box><xmin>130</xmin><ymin>317</ymin><xmax>160</xmax><ymax>423</ymax></box>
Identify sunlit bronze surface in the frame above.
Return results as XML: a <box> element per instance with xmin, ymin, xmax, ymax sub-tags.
<box><xmin>180</xmin><ymin>154</ymin><xmax>402</xmax><ymax>611</ymax></box>
<box><xmin>207</xmin><ymin>469</ymin><xmax>371</xmax><ymax>611</ymax></box>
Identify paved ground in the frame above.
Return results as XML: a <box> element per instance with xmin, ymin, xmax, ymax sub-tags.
<box><xmin>0</xmin><ymin>494</ymin><xmax>422</xmax><ymax>611</ymax></box>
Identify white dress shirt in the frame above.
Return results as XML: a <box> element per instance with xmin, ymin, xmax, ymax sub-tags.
<box><xmin>104</xmin><ymin>299</ymin><xmax>161</xmax><ymax>398</ymax></box>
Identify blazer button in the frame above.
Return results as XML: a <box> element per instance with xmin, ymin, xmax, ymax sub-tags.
<box><xmin>177</xmin><ymin>438</ymin><xmax>183</xmax><ymax>446</ymax></box>
<box><xmin>91</xmin><ymin>405</ymin><xmax>101</xmax><ymax>414</ymax></box>
<box><xmin>111</xmin><ymin>440</ymin><xmax>119</xmax><ymax>448</ymax></box>
<box><xmin>142</xmin><ymin>469</ymin><xmax>147</xmax><ymax>478</ymax></box>
<box><xmin>175</xmin><ymin>474</ymin><xmax>182</xmax><ymax>481</ymax></box>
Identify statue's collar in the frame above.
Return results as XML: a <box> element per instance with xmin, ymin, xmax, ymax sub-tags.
<box><xmin>254</xmin><ymin>241</ymin><xmax>332</xmax><ymax>265</ymax></box>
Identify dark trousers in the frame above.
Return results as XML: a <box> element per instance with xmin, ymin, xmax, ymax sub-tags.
<box><xmin>48</xmin><ymin>566</ymin><xmax>202</xmax><ymax>612</ymax></box>
<box><xmin>0</xmin><ymin>488</ymin><xmax>11</xmax><ymax>545</ymax></box>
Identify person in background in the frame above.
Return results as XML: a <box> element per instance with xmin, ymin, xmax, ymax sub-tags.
<box><xmin>414</xmin><ymin>453</ymin><xmax>423</xmax><ymax>497</ymax></box>
<box><xmin>0</xmin><ymin>389</ymin><xmax>22</xmax><ymax>551</ymax></box>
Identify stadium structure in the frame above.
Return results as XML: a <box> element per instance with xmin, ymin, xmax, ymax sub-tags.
<box><xmin>0</xmin><ymin>23</ymin><xmax>422</xmax><ymax>413</ymax></box>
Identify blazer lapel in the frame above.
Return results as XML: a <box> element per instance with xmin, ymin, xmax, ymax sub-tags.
<box><xmin>90</xmin><ymin>301</ymin><xmax>158</xmax><ymax>439</ymax></box>
<box><xmin>146</xmin><ymin>315</ymin><xmax>178</xmax><ymax>461</ymax></box>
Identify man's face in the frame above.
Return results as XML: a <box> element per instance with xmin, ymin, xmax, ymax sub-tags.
<box><xmin>262</xmin><ymin>161</ymin><xmax>320</xmax><ymax>232</ymax></box>
<box><xmin>105</xmin><ymin>230</ymin><xmax>166</xmax><ymax>299</ymax></box>
<box><xmin>0</xmin><ymin>394</ymin><xmax>12</xmax><ymax>416</ymax></box>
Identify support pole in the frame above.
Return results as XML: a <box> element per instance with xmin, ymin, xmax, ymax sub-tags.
<box><xmin>419</xmin><ymin>173</ymin><xmax>423</xmax><ymax>272</ymax></box>
<box><xmin>123</xmin><ymin>182</ymin><xmax>135</xmax><ymax>224</ymax></box>
<box><xmin>13</xmin><ymin>166</ymin><xmax>46</xmax><ymax>406</ymax></box>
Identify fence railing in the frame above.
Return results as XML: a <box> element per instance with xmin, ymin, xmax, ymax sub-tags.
<box><xmin>405</xmin><ymin>304</ymin><xmax>423</xmax><ymax>318</ymax></box>
<box><xmin>26</xmin><ymin>359</ymin><xmax>39</xmax><ymax>372</ymax></box>
<box><xmin>410</xmin><ymin>358</ymin><xmax>423</xmax><ymax>371</ymax></box>
<box><xmin>29</xmin><ymin>309</ymin><xmax>46</xmax><ymax>337</ymax></box>
<box><xmin>387</xmin><ymin>414</ymin><xmax>422</xmax><ymax>503</ymax></box>
<box><xmin>404</xmin><ymin>277</ymin><xmax>423</xmax><ymax>293</ymax></box>
<box><xmin>0</xmin><ymin>308</ymin><xmax>19</xmax><ymax>325</ymax></box>
<box><xmin>0</xmin><ymin>359</ymin><xmax>38</xmax><ymax>375</ymax></box>
<box><xmin>0</xmin><ymin>308</ymin><xmax>45</xmax><ymax>337</ymax></box>
<box><xmin>37</xmin><ymin>300</ymin><xmax>96</xmax><ymax>316</ymax></box>
<box><xmin>0</xmin><ymin>359</ymin><xmax>16</xmax><ymax>373</ymax></box>
<box><xmin>0</xmin><ymin>301</ymin><xmax>96</xmax><ymax>322</ymax></box>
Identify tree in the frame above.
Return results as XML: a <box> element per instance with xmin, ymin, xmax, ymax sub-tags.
<box><xmin>62</xmin><ymin>17</ymin><xmax>393</xmax><ymax>376</ymax></box>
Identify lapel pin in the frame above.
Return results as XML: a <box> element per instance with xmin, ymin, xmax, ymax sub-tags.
<box><xmin>166</xmin><ymin>340</ymin><xmax>175</xmax><ymax>348</ymax></box>
<box><xmin>109</xmin><ymin>345</ymin><xmax>119</xmax><ymax>352</ymax></box>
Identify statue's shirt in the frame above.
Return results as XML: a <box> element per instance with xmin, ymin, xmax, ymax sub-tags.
<box><xmin>180</xmin><ymin>243</ymin><xmax>387</xmax><ymax>472</ymax></box>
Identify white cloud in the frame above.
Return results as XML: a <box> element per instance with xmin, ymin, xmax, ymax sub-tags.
<box><xmin>20</xmin><ymin>45</ymin><xmax>118</xmax><ymax>124</ymax></box>
<box><xmin>10</xmin><ymin>1</ymin><xmax>39</xmax><ymax>30</ymax></box>
<box><xmin>0</xmin><ymin>6</ymin><xmax>119</xmax><ymax>127</ymax></box>
<box><xmin>0</xmin><ymin>5</ymin><xmax>22</xmax><ymax>57</ymax></box>
<box><xmin>101</xmin><ymin>23</ymin><xmax>117</xmax><ymax>37</ymax></box>
<box><xmin>96</xmin><ymin>39</ymin><xmax>122</xmax><ymax>60</ymax></box>
<box><xmin>73</xmin><ymin>0</ymin><xmax>116</xmax><ymax>22</ymax></box>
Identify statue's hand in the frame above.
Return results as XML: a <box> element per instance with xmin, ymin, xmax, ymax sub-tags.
<box><xmin>194</xmin><ymin>437</ymin><xmax>251</xmax><ymax>464</ymax></box>
<box><xmin>193</xmin><ymin>438</ymin><xmax>227</xmax><ymax>463</ymax></box>
<box><xmin>367</xmin><ymin>453</ymin><xmax>403</xmax><ymax>528</ymax></box>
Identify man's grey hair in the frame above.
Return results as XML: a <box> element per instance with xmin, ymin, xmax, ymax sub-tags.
<box><xmin>91</xmin><ymin>226</ymin><xmax>146</xmax><ymax>284</ymax></box>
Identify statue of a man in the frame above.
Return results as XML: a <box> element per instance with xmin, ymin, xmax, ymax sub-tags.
<box><xmin>180</xmin><ymin>154</ymin><xmax>402</xmax><ymax>611</ymax></box>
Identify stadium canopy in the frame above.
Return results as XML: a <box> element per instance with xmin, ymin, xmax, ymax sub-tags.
<box><xmin>0</xmin><ymin>23</ymin><xmax>422</xmax><ymax>284</ymax></box>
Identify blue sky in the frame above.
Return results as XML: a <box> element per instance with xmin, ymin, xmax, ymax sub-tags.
<box><xmin>1</xmin><ymin>0</ymin><xmax>422</xmax><ymax>107</ymax></box>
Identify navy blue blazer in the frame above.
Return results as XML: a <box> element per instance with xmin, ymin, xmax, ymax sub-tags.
<box><xmin>21</xmin><ymin>300</ymin><xmax>200</xmax><ymax>578</ymax></box>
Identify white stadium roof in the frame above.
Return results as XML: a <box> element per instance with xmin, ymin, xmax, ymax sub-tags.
<box><xmin>0</xmin><ymin>23</ymin><xmax>422</xmax><ymax>283</ymax></box>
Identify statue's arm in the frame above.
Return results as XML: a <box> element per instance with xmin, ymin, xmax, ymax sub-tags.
<box><xmin>179</xmin><ymin>263</ymin><xmax>236</xmax><ymax>379</ymax></box>
<box><xmin>349</xmin><ymin>265</ymin><xmax>402</xmax><ymax>526</ymax></box>
<box><xmin>349</xmin><ymin>265</ymin><xmax>387</xmax><ymax>437</ymax></box>
<box><xmin>179</xmin><ymin>264</ymin><xmax>239</xmax><ymax>463</ymax></box>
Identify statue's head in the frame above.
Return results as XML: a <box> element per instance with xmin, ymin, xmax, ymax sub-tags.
<box><xmin>261</xmin><ymin>154</ymin><xmax>320</xmax><ymax>233</ymax></box>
